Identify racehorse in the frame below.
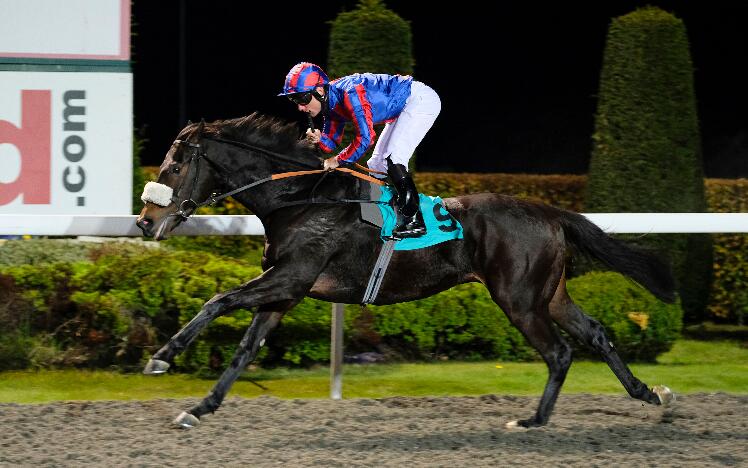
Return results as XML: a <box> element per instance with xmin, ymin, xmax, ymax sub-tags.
<box><xmin>136</xmin><ymin>113</ymin><xmax>676</xmax><ymax>429</ymax></box>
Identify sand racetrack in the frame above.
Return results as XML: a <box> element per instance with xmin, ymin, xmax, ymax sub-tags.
<box><xmin>1</xmin><ymin>393</ymin><xmax>746</xmax><ymax>467</ymax></box>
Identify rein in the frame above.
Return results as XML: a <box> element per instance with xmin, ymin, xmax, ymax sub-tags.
<box><xmin>167</xmin><ymin>137</ymin><xmax>387</xmax><ymax>220</ymax></box>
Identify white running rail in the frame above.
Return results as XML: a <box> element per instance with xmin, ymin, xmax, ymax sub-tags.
<box><xmin>0</xmin><ymin>215</ymin><xmax>265</xmax><ymax>236</ymax></box>
<box><xmin>2</xmin><ymin>213</ymin><xmax>748</xmax><ymax>236</ymax></box>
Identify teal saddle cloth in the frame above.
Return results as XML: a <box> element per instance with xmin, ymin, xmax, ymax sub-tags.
<box><xmin>364</xmin><ymin>185</ymin><xmax>464</xmax><ymax>251</ymax></box>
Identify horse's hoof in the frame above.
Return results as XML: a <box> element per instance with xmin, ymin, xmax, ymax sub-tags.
<box><xmin>143</xmin><ymin>359</ymin><xmax>170</xmax><ymax>375</ymax></box>
<box><xmin>173</xmin><ymin>411</ymin><xmax>200</xmax><ymax>429</ymax></box>
<box><xmin>505</xmin><ymin>420</ymin><xmax>531</xmax><ymax>430</ymax></box>
<box><xmin>652</xmin><ymin>385</ymin><xmax>675</xmax><ymax>406</ymax></box>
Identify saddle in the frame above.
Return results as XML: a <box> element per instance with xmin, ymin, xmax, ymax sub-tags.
<box><xmin>360</xmin><ymin>184</ymin><xmax>464</xmax><ymax>251</ymax></box>
<box><xmin>358</xmin><ymin>183</ymin><xmax>464</xmax><ymax>304</ymax></box>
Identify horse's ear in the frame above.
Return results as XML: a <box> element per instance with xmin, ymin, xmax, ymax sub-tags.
<box><xmin>195</xmin><ymin>118</ymin><xmax>205</xmax><ymax>137</ymax></box>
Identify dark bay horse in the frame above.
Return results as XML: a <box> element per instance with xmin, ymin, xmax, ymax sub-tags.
<box><xmin>136</xmin><ymin>113</ymin><xmax>676</xmax><ymax>429</ymax></box>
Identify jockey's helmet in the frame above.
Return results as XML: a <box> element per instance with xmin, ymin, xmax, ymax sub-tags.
<box><xmin>278</xmin><ymin>62</ymin><xmax>329</xmax><ymax>97</ymax></box>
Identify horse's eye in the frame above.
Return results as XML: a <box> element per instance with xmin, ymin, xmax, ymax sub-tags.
<box><xmin>172</xmin><ymin>166</ymin><xmax>180</xmax><ymax>174</ymax></box>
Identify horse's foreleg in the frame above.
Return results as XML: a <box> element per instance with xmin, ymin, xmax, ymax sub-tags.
<box><xmin>143</xmin><ymin>286</ymin><xmax>246</xmax><ymax>374</ymax></box>
<box><xmin>144</xmin><ymin>265</ymin><xmax>305</xmax><ymax>375</ymax></box>
<box><xmin>174</xmin><ymin>308</ymin><xmax>286</xmax><ymax>428</ymax></box>
<box><xmin>152</xmin><ymin>260</ymin><xmax>322</xmax><ymax>427</ymax></box>
<box><xmin>549</xmin><ymin>285</ymin><xmax>673</xmax><ymax>406</ymax></box>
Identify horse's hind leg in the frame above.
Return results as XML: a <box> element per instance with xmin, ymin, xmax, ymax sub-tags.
<box><xmin>488</xmin><ymin>269</ymin><xmax>573</xmax><ymax>428</ymax></box>
<box><xmin>500</xmin><ymin>305</ymin><xmax>573</xmax><ymax>428</ymax></box>
<box><xmin>548</xmin><ymin>274</ymin><xmax>673</xmax><ymax>406</ymax></box>
<box><xmin>174</xmin><ymin>304</ymin><xmax>290</xmax><ymax>428</ymax></box>
<box><xmin>483</xmin><ymin>236</ymin><xmax>572</xmax><ymax>427</ymax></box>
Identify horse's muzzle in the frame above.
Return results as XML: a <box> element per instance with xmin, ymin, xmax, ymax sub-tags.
<box><xmin>136</xmin><ymin>215</ymin><xmax>155</xmax><ymax>238</ymax></box>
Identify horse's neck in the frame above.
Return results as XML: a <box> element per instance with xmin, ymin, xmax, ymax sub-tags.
<box><xmin>229</xmin><ymin>166</ymin><xmax>363</xmax><ymax>221</ymax></box>
<box><xmin>207</xmin><ymin>134</ymin><xmax>366</xmax><ymax>219</ymax></box>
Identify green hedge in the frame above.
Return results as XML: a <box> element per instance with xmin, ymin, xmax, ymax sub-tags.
<box><xmin>0</xmin><ymin>246</ymin><xmax>261</xmax><ymax>370</ymax></box>
<box><xmin>704</xmin><ymin>179</ymin><xmax>748</xmax><ymax>323</ymax></box>
<box><xmin>415</xmin><ymin>173</ymin><xmax>587</xmax><ymax>211</ymax></box>
<box><xmin>138</xmin><ymin>168</ymin><xmax>748</xmax><ymax>323</ymax></box>
<box><xmin>0</xmin><ymin>242</ymin><xmax>682</xmax><ymax>371</ymax></box>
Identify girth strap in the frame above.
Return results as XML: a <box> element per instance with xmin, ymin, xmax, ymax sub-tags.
<box><xmin>362</xmin><ymin>239</ymin><xmax>399</xmax><ymax>304</ymax></box>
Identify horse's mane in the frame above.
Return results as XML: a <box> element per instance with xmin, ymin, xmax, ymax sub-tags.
<box><xmin>202</xmin><ymin>112</ymin><xmax>320</xmax><ymax>166</ymax></box>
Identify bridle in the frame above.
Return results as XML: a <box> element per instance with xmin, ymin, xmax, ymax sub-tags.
<box><xmin>164</xmin><ymin>136</ymin><xmax>386</xmax><ymax>220</ymax></box>
<box><xmin>167</xmin><ymin>140</ymin><xmax>206</xmax><ymax>219</ymax></box>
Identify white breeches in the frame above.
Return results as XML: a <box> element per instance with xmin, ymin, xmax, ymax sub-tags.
<box><xmin>367</xmin><ymin>81</ymin><xmax>441</xmax><ymax>173</ymax></box>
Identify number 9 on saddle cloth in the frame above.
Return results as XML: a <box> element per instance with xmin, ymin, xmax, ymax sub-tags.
<box><xmin>362</xmin><ymin>185</ymin><xmax>464</xmax><ymax>250</ymax></box>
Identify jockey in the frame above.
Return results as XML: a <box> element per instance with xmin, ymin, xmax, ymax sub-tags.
<box><xmin>278</xmin><ymin>62</ymin><xmax>441</xmax><ymax>239</ymax></box>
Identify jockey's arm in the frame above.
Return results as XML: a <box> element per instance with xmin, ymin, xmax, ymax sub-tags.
<box><xmin>319</xmin><ymin>119</ymin><xmax>344</xmax><ymax>153</ymax></box>
<box><xmin>335</xmin><ymin>87</ymin><xmax>376</xmax><ymax>165</ymax></box>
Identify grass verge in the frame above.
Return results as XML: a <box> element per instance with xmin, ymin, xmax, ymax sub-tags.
<box><xmin>0</xmin><ymin>340</ymin><xmax>745</xmax><ymax>404</ymax></box>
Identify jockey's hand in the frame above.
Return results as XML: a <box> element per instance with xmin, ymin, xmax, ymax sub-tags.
<box><xmin>305</xmin><ymin>128</ymin><xmax>321</xmax><ymax>144</ymax></box>
<box><xmin>323</xmin><ymin>156</ymin><xmax>340</xmax><ymax>171</ymax></box>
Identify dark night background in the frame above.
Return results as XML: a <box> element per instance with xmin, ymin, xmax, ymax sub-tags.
<box><xmin>131</xmin><ymin>1</ymin><xmax>747</xmax><ymax>176</ymax></box>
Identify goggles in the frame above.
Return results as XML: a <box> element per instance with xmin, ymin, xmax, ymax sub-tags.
<box><xmin>288</xmin><ymin>92</ymin><xmax>314</xmax><ymax>106</ymax></box>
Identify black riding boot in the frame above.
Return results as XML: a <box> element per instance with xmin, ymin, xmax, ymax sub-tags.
<box><xmin>386</xmin><ymin>158</ymin><xmax>426</xmax><ymax>239</ymax></box>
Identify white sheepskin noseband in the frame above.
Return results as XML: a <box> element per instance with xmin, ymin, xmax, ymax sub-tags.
<box><xmin>141</xmin><ymin>182</ymin><xmax>174</xmax><ymax>207</ymax></box>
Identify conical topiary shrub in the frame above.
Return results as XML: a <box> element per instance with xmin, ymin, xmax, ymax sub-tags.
<box><xmin>328</xmin><ymin>0</ymin><xmax>413</xmax><ymax>78</ymax></box>
<box><xmin>585</xmin><ymin>6</ymin><xmax>712</xmax><ymax>322</ymax></box>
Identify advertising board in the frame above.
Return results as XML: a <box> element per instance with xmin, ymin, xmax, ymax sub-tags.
<box><xmin>0</xmin><ymin>72</ymin><xmax>132</xmax><ymax>214</ymax></box>
<box><xmin>0</xmin><ymin>0</ymin><xmax>129</xmax><ymax>61</ymax></box>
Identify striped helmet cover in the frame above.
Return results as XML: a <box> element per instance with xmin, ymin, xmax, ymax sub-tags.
<box><xmin>278</xmin><ymin>62</ymin><xmax>329</xmax><ymax>96</ymax></box>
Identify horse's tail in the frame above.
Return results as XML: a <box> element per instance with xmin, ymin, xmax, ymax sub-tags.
<box><xmin>558</xmin><ymin>210</ymin><xmax>677</xmax><ymax>303</ymax></box>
